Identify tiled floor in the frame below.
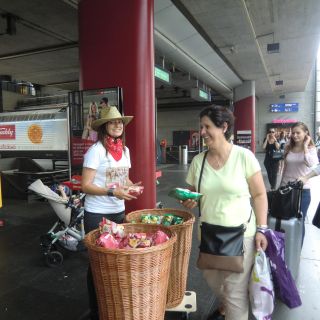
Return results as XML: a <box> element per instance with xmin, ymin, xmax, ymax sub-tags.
<box><xmin>0</xmin><ymin>152</ymin><xmax>319</xmax><ymax>320</ymax></box>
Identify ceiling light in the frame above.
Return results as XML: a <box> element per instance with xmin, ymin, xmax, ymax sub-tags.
<box><xmin>267</xmin><ymin>43</ymin><xmax>280</xmax><ymax>53</ymax></box>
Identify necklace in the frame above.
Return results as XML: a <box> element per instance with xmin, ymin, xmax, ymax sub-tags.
<box><xmin>215</xmin><ymin>157</ymin><xmax>221</xmax><ymax>168</ymax></box>
<box><xmin>208</xmin><ymin>144</ymin><xmax>232</xmax><ymax>169</ymax></box>
<box><xmin>208</xmin><ymin>154</ymin><xmax>222</xmax><ymax>169</ymax></box>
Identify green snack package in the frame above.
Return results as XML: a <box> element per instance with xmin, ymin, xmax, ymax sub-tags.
<box><xmin>150</xmin><ymin>215</ymin><xmax>162</xmax><ymax>224</ymax></box>
<box><xmin>141</xmin><ymin>214</ymin><xmax>152</xmax><ymax>224</ymax></box>
<box><xmin>172</xmin><ymin>215</ymin><xmax>184</xmax><ymax>225</ymax></box>
<box><xmin>168</xmin><ymin>187</ymin><xmax>203</xmax><ymax>201</ymax></box>
<box><xmin>162</xmin><ymin>214</ymin><xmax>174</xmax><ymax>226</ymax></box>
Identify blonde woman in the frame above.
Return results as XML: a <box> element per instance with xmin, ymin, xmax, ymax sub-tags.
<box><xmin>281</xmin><ymin>122</ymin><xmax>318</xmax><ymax>246</ymax></box>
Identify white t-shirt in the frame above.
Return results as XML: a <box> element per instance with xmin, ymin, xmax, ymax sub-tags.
<box><xmin>83</xmin><ymin>141</ymin><xmax>131</xmax><ymax>214</ymax></box>
<box><xmin>186</xmin><ymin>145</ymin><xmax>261</xmax><ymax>237</ymax></box>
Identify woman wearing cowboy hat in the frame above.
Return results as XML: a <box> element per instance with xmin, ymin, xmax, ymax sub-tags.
<box><xmin>81</xmin><ymin>105</ymin><xmax>139</xmax><ymax>320</ymax></box>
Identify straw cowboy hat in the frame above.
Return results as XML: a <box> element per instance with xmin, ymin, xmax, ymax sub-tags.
<box><xmin>92</xmin><ymin>106</ymin><xmax>133</xmax><ymax>131</ymax></box>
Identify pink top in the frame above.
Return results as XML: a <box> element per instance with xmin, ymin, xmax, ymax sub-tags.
<box><xmin>281</xmin><ymin>147</ymin><xmax>319</xmax><ymax>189</ymax></box>
<box><xmin>313</xmin><ymin>164</ymin><xmax>320</xmax><ymax>175</ymax></box>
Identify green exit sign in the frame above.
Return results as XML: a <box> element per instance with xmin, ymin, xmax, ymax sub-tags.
<box><xmin>191</xmin><ymin>88</ymin><xmax>211</xmax><ymax>101</ymax></box>
<box><xmin>199</xmin><ymin>89</ymin><xmax>209</xmax><ymax>100</ymax></box>
<box><xmin>155</xmin><ymin>66</ymin><xmax>171</xmax><ymax>84</ymax></box>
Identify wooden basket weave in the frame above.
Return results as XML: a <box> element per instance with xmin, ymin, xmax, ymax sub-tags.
<box><xmin>125</xmin><ymin>208</ymin><xmax>195</xmax><ymax>308</ymax></box>
<box><xmin>84</xmin><ymin>224</ymin><xmax>177</xmax><ymax>320</ymax></box>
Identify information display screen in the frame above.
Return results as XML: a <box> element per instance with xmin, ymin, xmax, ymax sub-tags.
<box><xmin>270</xmin><ymin>103</ymin><xmax>299</xmax><ymax>112</ymax></box>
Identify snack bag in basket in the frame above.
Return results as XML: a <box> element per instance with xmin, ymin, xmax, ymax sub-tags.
<box><xmin>96</xmin><ymin>233</ymin><xmax>119</xmax><ymax>249</ymax></box>
<box><xmin>150</xmin><ymin>215</ymin><xmax>162</xmax><ymax>224</ymax></box>
<box><xmin>162</xmin><ymin>214</ymin><xmax>174</xmax><ymax>226</ymax></box>
<box><xmin>152</xmin><ymin>230</ymin><xmax>169</xmax><ymax>245</ymax></box>
<box><xmin>99</xmin><ymin>218</ymin><xmax>125</xmax><ymax>239</ymax></box>
<box><xmin>172</xmin><ymin>215</ymin><xmax>184</xmax><ymax>225</ymax></box>
<box><xmin>141</xmin><ymin>214</ymin><xmax>152</xmax><ymax>224</ymax></box>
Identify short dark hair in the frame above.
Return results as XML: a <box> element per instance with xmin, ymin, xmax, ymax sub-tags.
<box><xmin>199</xmin><ymin>105</ymin><xmax>235</xmax><ymax>140</ymax></box>
<box><xmin>100</xmin><ymin>97</ymin><xmax>108</xmax><ymax>104</ymax></box>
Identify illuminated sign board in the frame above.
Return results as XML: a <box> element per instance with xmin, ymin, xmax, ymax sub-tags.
<box><xmin>270</xmin><ymin>103</ymin><xmax>299</xmax><ymax>112</ymax></box>
<box><xmin>191</xmin><ymin>88</ymin><xmax>211</xmax><ymax>101</ymax></box>
<box><xmin>154</xmin><ymin>66</ymin><xmax>171</xmax><ymax>84</ymax></box>
<box><xmin>0</xmin><ymin>119</ymin><xmax>68</xmax><ymax>151</ymax></box>
<box><xmin>199</xmin><ymin>89</ymin><xmax>209</xmax><ymax>100</ymax></box>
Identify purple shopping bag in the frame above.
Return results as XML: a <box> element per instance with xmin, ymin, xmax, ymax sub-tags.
<box><xmin>264</xmin><ymin>229</ymin><xmax>302</xmax><ymax>308</ymax></box>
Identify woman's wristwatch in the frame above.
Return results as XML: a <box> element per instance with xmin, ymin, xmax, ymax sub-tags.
<box><xmin>106</xmin><ymin>189</ymin><xmax>114</xmax><ymax>197</ymax></box>
<box><xmin>256</xmin><ymin>224</ymin><xmax>269</xmax><ymax>234</ymax></box>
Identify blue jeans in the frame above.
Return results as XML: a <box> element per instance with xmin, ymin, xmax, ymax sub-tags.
<box><xmin>301</xmin><ymin>189</ymin><xmax>311</xmax><ymax>247</ymax></box>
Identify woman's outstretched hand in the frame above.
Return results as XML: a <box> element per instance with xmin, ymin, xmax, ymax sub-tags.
<box><xmin>113</xmin><ymin>186</ymin><xmax>137</xmax><ymax>201</ymax></box>
<box><xmin>180</xmin><ymin>198</ymin><xmax>198</xmax><ymax>209</ymax></box>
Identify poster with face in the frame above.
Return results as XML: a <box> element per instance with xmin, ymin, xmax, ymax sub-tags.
<box><xmin>70</xmin><ymin>87</ymin><xmax>122</xmax><ymax>167</ymax></box>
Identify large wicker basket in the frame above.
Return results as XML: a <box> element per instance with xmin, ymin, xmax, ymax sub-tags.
<box><xmin>125</xmin><ymin>208</ymin><xmax>195</xmax><ymax>308</ymax></box>
<box><xmin>84</xmin><ymin>224</ymin><xmax>176</xmax><ymax>320</ymax></box>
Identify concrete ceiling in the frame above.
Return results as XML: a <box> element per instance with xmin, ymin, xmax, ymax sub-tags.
<box><xmin>0</xmin><ymin>0</ymin><xmax>320</xmax><ymax>108</ymax></box>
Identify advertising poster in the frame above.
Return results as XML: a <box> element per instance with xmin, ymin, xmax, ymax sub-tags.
<box><xmin>69</xmin><ymin>87</ymin><xmax>121</xmax><ymax>167</ymax></box>
<box><xmin>0</xmin><ymin>119</ymin><xmax>68</xmax><ymax>151</ymax></box>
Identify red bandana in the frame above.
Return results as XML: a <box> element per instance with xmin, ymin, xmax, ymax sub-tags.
<box><xmin>104</xmin><ymin>136</ymin><xmax>123</xmax><ymax>161</ymax></box>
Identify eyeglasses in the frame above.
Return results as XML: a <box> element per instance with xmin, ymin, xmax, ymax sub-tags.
<box><xmin>269</xmin><ymin>131</ymin><xmax>275</xmax><ymax>133</ymax></box>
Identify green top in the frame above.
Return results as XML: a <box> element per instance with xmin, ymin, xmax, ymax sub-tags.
<box><xmin>186</xmin><ymin>145</ymin><xmax>260</xmax><ymax>237</ymax></box>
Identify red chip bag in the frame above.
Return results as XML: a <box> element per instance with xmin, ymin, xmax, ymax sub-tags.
<box><xmin>96</xmin><ymin>233</ymin><xmax>119</xmax><ymax>249</ymax></box>
<box><xmin>128</xmin><ymin>186</ymin><xmax>144</xmax><ymax>196</ymax></box>
<box><xmin>152</xmin><ymin>230</ymin><xmax>169</xmax><ymax>245</ymax></box>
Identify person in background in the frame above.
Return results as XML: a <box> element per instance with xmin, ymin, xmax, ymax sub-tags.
<box><xmin>280</xmin><ymin>122</ymin><xmax>318</xmax><ymax>246</ymax></box>
<box><xmin>98</xmin><ymin>97</ymin><xmax>109</xmax><ymax>113</ymax></box>
<box><xmin>278</xmin><ymin>131</ymin><xmax>289</xmax><ymax>176</ymax></box>
<box><xmin>81</xmin><ymin>106</ymin><xmax>139</xmax><ymax>320</ymax></box>
<box><xmin>262</xmin><ymin>128</ymin><xmax>280</xmax><ymax>190</ymax></box>
<box><xmin>278</xmin><ymin>131</ymin><xmax>288</xmax><ymax>150</ymax></box>
<box><xmin>181</xmin><ymin>105</ymin><xmax>268</xmax><ymax>320</ymax></box>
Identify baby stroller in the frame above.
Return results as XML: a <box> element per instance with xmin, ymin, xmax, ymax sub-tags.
<box><xmin>28</xmin><ymin>179</ymin><xmax>86</xmax><ymax>267</ymax></box>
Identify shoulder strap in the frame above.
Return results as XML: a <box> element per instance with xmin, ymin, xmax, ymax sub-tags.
<box><xmin>197</xmin><ymin>151</ymin><xmax>208</xmax><ymax>217</ymax></box>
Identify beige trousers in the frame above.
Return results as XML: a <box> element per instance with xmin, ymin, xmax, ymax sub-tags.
<box><xmin>203</xmin><ymin>236</ymin><xmax>255</xmax><ymax>320</ymax></box>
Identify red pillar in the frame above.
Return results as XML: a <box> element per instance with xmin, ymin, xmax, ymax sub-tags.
<box><xmin>233</xmin><ymin>81</ymin><xmax>256</xmax><ymax>153</ymax></box>
<box><xmin>78</xmin><ymin>0</ymin><xmax>156</xmax><ymax>211</ymax></box>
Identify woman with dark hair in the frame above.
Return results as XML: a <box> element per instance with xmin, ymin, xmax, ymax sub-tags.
<box><xmin>181</xmin><ymin>105</ymin><xmax>268</xmax><ymax>320</ymax></box>
<box><xmin>280</xmin><ymin>122</ymin><xmax>318</xmax><ymax>246</ymax></box>
<box><xmin>81</xmin><ymin>106</ymin><xmax>139</xmax><ymax>320</ymax></box>
<box><xmin>262</xmin><ymin>128</ymin><xmax>280</xmax><ymax>190</ymax></box>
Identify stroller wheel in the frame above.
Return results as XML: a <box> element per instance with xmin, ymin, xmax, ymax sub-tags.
<box><xmin>45</xmin><ymin>251</ymin><xmax>63</xmax><ymax>267</ymax></box>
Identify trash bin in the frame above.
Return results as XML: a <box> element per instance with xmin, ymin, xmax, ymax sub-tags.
<box><xmin>85</xmin><ymin>224</ymin><xmax>177</xmax><ymax>320</ymax></box>
<box><xmin>179</xmin><ymin>145</ymin><xmax>188</xmax><ymax>165</ymax></box>
<box><xmin>126</xmin><ymin>208</ymin><xmax>195</xmax><ymax>308</ymax></box>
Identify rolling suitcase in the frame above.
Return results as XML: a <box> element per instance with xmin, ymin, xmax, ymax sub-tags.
<box><xmin>267</xmin><ymin>215</ymin><xmax>303</xmax><ymax>279</ymax></box>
